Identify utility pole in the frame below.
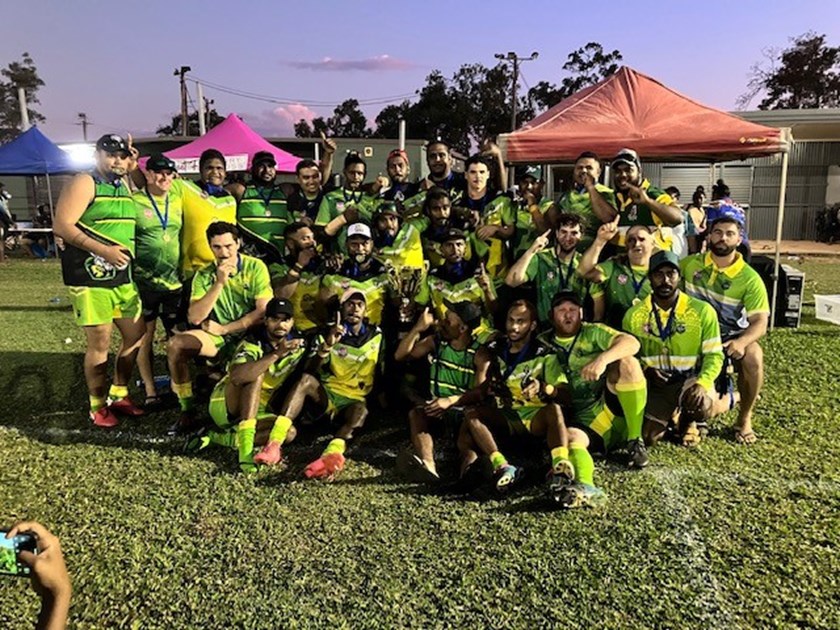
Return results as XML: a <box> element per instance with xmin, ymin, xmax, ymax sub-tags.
<box><xmin>196</xmin><ymin>81</ymin><xmax>206</xmax><ymax>136</ymax></box>
<box><xmin>77</xmin><ymin>113</ymin><xmax>89</xmax><ymax>141</ymax></box>
<box><xmin>17</xmin><ymin>87</ymin><xmax>30</xmax><ymax>131</ymax></box>
<box><xmin>174</xmin><ymin>65</ymin><xmax>192</xmax><ymax>137</ymax></box>
<box><xmin>494</xmin><ymin>51</ymin><xmax>538</xmax><ymax>188</ymax></box>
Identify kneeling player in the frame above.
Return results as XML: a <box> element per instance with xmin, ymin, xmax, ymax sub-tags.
<box><xmin>185</xmin><ymin>298</ymin><xmax>308</xmax><ymax>472</ymax></box>
<box><xmin>265</xmin><ymin>290</ymin><xmax>383</xmax><ymax>480</ymax></box>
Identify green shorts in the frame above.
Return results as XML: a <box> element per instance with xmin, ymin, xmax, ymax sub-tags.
<box><xmin>208</xmin><ymin>379</ymin><xmax>273</xmax><ymax>430</ymax></box>
<box><xmin>68</xmin><ymin>283</ymin><xmax>142</xmax><ymax>326</ymax></box>
<box><xmin>502</xmin><ymin>406</ymin><xmax>541</xmax><ymax>435</ymax></box>
<box><xmin>571</xmin><ymin>396</ymin><xmax>627</xmax><ymax>452</ymax></box>
<box><xmin>323</xmin><ymin>385</ymin><xmax>364</xmax><ymax>418</ymax></box>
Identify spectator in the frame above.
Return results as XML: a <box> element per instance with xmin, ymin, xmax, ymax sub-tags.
<box><xmin>705</xmin><ymin>179</ymin><xmax>751</xmax><ymax>261</ymax></box>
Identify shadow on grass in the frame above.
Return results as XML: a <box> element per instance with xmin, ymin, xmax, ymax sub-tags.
<box><xmin>0</xmin><ymin>305</ymin><xmax>72</xmax><ymax>312</ymax></box>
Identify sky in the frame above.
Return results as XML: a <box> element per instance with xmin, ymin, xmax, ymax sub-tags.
<box><xmin>3</xmin><ymin>0</ymin><xmax>840</xmax><ymax>143</ymax></box>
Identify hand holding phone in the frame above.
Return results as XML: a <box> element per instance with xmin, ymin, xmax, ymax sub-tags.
<box><xmin>0</xmin><ymin>529</ymin><xmax>36</xmax><ymax>577</ymax></box>
<box><xmin>4</xmin><ymin>522</ymin><xmax>71</xmax><ymax>600</ymax></box>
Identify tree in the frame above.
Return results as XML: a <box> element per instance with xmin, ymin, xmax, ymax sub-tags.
<box><xmin>738</xmin><ymin>32</ymin><xmax>840</xmax><ymax>110</ymax></box>
<box><xmin>0</xmin><ymin>52</ymin><xmax>45</xmax><ymax>143</ymax></box>
<box><xmin>156</xmin><ymin>107</ymin><xmax>225</xmax><ymax>136</ymax></box>
<box><xmin>294</xmin><ymin>99</ymin><xmax>371</xmax><ymax>138</ymax></box>
<box><xmin>527</xmin><ymin>43</ymin><xmax>623</xmax><ymax>112</ymax></box>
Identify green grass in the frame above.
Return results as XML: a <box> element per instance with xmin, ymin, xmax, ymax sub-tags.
<box><xmin>1</xmin><ymin>258</ymin><xmax>839</xmax><ymax>629</ymax></box>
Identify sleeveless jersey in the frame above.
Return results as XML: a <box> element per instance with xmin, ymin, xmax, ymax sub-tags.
<box><xmin>428</xmin><ymin>337</ymin><xmax>482</xmax><ymax>399</ymax></box>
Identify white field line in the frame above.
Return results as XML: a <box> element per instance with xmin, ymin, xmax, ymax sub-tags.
<box><xmin>652</xmin><ymin>467</ymin><xmax>736</xmax><ymax>629</ymax></box>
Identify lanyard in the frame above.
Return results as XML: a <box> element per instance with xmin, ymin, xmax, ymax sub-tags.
<box><xmin>555</xmin><ymin>330</ymin><xmax>581</xmax><ymax>370</ymax></box>
<box><xmin>257</xmin><ymin>185</ymin><xmax>277</xmax><ymax>209</ymax></box>
<box><xmin>629</xmin><ymin>267</ymin><xmax>648</xmax><ymax>296</ymax></box>
<box><xmin>145</xmin><ymin>191</ymin><xmax>169</xmax><ymax>230</ymax></box>
<box><xmin>557</xmin><ymin>255</ymin><xmax>576</xmax><ymax>290</ymax></box>
<box><xmin>652</xmin><ymin>302</ymin><xmax>677</xmax><ymax>342</ymax></box>
<box><xmin>343</xmin><ymin>187</ymin><xmax>363</xmax><ymax>204</ymax></box>
<box><xmin>501</xmin><ymin>340</ymin><xmax>531</xmax><ymax>380</ymax></box>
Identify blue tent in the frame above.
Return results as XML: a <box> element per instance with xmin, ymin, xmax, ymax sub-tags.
<box><xmin>0</xmin><ymin>126</ymin><xmax>77</xmax><ymax>175</ymax></box>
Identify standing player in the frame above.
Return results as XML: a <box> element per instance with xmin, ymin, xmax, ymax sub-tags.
<box><xmin>54</xmin><ymin>134</ymin><xmax>145</xmax><ymax>427</ymax></box>
<box><xmin>681</xmin><ymin>215</ymin><xmax>769</xmax><ymax>444</ymax></box>
<box><xmin>166</xmin><ymin>222</ymin><xmax>272</xmax><ymax>434</ymax></box>
<box><xmin>132</xmin><ymin>154</ymin><xmax>184</xmax><ymax>408</ymax></box>
<box><xmin>272</xmin><ymin>290</ymin><xmax>384</xmax><ymax>479</ymax></box>
<box><xmin>316</xmin><ymin>153</ymin><xmax>375</xmax><ymax>254</ymax></box>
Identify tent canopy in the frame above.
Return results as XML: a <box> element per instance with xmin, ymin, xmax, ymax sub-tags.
<box><xmin>160</xmin><ymin>114</ymin><xmax>301</xmax><ymax>173</ymax></box>
<box><xmin>498</xmin><ymin>67</ymin><xmax>790</xmax><ymax>164</ymax></box>
<box><xmin>0</xmin><ymin>126</ymin><xmax>78</xmax><ymax>175</ymax></box>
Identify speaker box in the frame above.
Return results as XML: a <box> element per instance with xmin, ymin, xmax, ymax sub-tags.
<box><xmin>750</xmin><ymin>255</ymin><xmax>804</xmax><ymax>328</ymax></box>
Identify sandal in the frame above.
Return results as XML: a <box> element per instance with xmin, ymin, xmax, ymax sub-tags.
<box><xmin>735</xmin><ymin>430</ymin><xmax>757</xmax><ymax>445</ymax></box>
<box><xmin>681</xmin><ymin>422</ymin><xmax>701</xmax><ymax>448</ymax></box>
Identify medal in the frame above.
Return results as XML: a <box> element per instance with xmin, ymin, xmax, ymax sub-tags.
<box><xmin>145</xmin><ymin>191</ymin><xmax>170</xmax><ymax>233</ymax></box>
<box><xmin>265</xmin><ymin>208</ymin><xmax>272</xmax><ymax>217</ymax></box>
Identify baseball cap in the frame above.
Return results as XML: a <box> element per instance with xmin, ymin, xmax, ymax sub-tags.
<box><xmin>649</xmin><ymin>250</ymin><xmax>681</xmax><ymax>274</ymax></box>
<box><xmin>340</xmin><ymin>288</ymin><xmax>366</xmax><ymax>305</ymax></box>
<box><xmin>517</xmin><ymin>165</ymin><xmax>541</xmax><ymax>180</ymax></box>
<box><xmin>551</xmin><ymin>291</ymin><xmax>582</xmax><ymax>309</ymax></box>
<box><xmin>346</xmin><ymin>222</ymin><xmax>372</xmax><ymax>240</ymax></box>
<box><xmin>146</xmin><ymin>153</ymin><xmax>177</xmax><ymax>173</ymax></box>
<box><xmin>708</xmin><ymin>203</ymin><xmax>746</xmax><ymax>229</ymax></box>
<box><xmin>252</xmin><ymin>151</ymin><xmax>276</xmax><ymax>167</ymax></box>
<box><xmin>265</xmin><ymin>297</ymin><xmax>294</xmax><ymax>318</ymax></box>
<box><xmin>443</xmin><ymin>299</ymin><xmax>482</xmax><ymax>330</ymax></box>
<box><xmin>387</xmin><ymin>148</ymin><xmax>409</xmax><ymax>164</ymax></box>
<box><xmin>611</xmin><ymin>148</ymin><xmax>641</xmax><ymax>170</ymax></box>
<box><xmin>96</xmin><ymin>134</ymin><xmax>130</xmax><ymax>155</ymax></box>
<box><xmin>373</xmin><ymin>201</ymin><xmax>400</xmax><ymax>218</ymax></box>
<box><xmin>441</xmin><ymin>228</ymin><xmax>466</xmax><ymax>243</ymax></box>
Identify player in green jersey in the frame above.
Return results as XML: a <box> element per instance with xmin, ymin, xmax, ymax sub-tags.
<box><xmin>537</xmin><ymin>291</ymin><xmax>650</xmax><ymax>471</ymax></box>
<box><xmin>506</xmin><ymin>212</ymin><xmax>604</xmax><ymax>324</ymax></box>
<box><xmin>610</xmin><ymin>148</ymin><xmax>683</xmax><ymax>252</ymax></box>
<box><xmin>373</xmin><ymin>149</ymin><xmax>421</xmax><ymax>212</ymax></box>
<box><xmin>395</xmin><ymin>301</ymin><xmax>492</xmax><ymax>482</ymax></box>
<box><xmin>681</xmin><ymin>215</ymin><xmax>769</xmax><ymax>444</ymax></box>
<box><xmin>166</xmin><ymin>222</ymin><xmax>272</xmax><ymax>434</ymax></box>
<box><xmin>54</xmin><ymin>133</ymin><xmax>145</xmax><ymax>428</ymax></box>
<box><xmin>273</xmin><ymin>290</ymin><xmax>384</xmax><ymax>480</ymax></box>
<box><xmin>511</xmin><ymin>165</ymin><xmax>553</xmax><ymax>259</ymax></box>
<box><xmin>579</xmin><ymin>219</ymin><xmax>655</xmax><ymax>328</ymax></box>
<box><xmin>185</xmin><ymin>298</ymin><xmax>309</xmax><ymax>472</ymax></box>
<box><xmin>270</xmin><ymin>222</ymin><xmax>328</xmax><ymax>332</ymax></box>
<box><xmin>317</xmin><ymin>153</ymin><xmax>376</xmax><ymax>254</ymax></box>
<box><xmin>412</xmin><ymin>188</ymin><xmax>481</xmax><ymax>269</ymax></box>
<box><xmin>623</xmin><ymin>251</ymin><xmax>724</xmax><ymax>447</ymax></box>
<box><xmin>132</xmin><ymin>153</ymin><xmax>184</xmax><ymax>408</ymax></box>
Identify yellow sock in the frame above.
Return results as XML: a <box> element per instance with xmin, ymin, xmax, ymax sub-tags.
<box><xmin>108</xmin><ymin>384</ymin><xmax>129</xmax><ymax>400</ymax></box>
<box><xmin>323</xmin><ymin>438</ymin><xmax>346</xmax><ymax>456</ymax></box>
<box><xmin>550</xmin><ymin>446</ymin><xmax>569</xmax><ymax>468</ymax></box>
<box><xmin>490</xmin><ymin>451</ymin><xmax>507</xmax><ymax>470</ymax></box>
<box><xmin>89</xmin><ymin>396</ymin><xmax>106</xmax><ymax>412</ymax></box>
<box><xmin>269</xmin><ymin>415</ymin><xmax>292</xmax><ymax>444</ymax></box>
<box><xmin>172</xmin><ymin>381</ymin><xmax>194</xmax><ymax>411</ymax></box>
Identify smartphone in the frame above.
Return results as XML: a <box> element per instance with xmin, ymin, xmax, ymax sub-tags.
<box><xmin>0</xmin><ymin>531</ymin><xmax>37</xmax><ymax>577</ymax></box>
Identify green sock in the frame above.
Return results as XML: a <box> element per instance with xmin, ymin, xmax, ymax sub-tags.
<box><xmin>489</xmin><ymin>451</ymin><xmax>508</xmax><ymax>471</ymax></box>
<box><xmin>569</xmin><ymin>444</ymin><xmax>595</xmax><ymax>486</ymax></box>
<box><xmin>323</xmin><ymin>438</ymin><xmax>346</xmax><ymax>456</ymax></box>
<box><xmin>616</xmin><ymin>380</ymin><xmax>647</xmax><ymax>441</ymax></box>
<box><xmin>550</xmin><ymin>446</ymin><xmax>569</xmax><ymax>469</ymax></box>
<box><xmin>108</xmin><ymin>384</ymin><xmax>128</xmax><ymax>400</ymax></box>
<box><xmin>237</xmin><ymin>419</ymin><xmax>257</xmax><ymax>472</ymax></box>
<box><xmin>172</xmin><ymin>382</ymin><xmax>194</xmax><ymax>412</ymax></box>
<box><xmin>209</xmin><ymin>430</ymin><xmax>237</xmax><ymax>449</ymax></box>
<box><xmin>269</xmin><ymin>416</ymin><xmax>293</xmax><ymax>444</ymax></box>
<box><xmin>89</xmin><ymin>395</ymin><xmax>106</xmax><ymax>412</ymax></box>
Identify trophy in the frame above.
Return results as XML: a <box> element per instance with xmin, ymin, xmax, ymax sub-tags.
<box><xmin>386</xmin><ymin>261</ymin><xmax>428</xmax><ymax>324</ymax></box>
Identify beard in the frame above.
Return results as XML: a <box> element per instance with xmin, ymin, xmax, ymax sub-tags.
<box><xmin>711</xmin><ymin>241</ymin><xmax>737</xmax><ymax>256</ymax></box>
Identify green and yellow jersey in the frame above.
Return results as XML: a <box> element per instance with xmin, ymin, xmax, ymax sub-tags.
<box><xmin>486</xmin><ymin>338</ymin><xmax>561</xmax><ymax>414</ymax></box>
<box><xmin>374</xmin><ymin>220</ymin><xmax>425</xmax><ymax>271</ymax></box>
<box><xmin>428</xmin><ymin>336</ymin><xmax>483</xmax><ymax>400</ymax></box>
<box><xmin>268</xmin><ymin>256</ymin><xmax>326</xmax><ymax>332</ymax></box>
<box><xmin>61</xmin><ymin>174</ymin><xmax>136</xmax><ymax>288</ymax></box>
<box><xmin>558</xmin><ymin>183</ymin><xmax>616</xmax><ymax>250</ymax></box>
<box><xmin>315</xmin><ymin>188</ymin><xmax>375</xmax><ymax>254</ymax></box>
<box><xmin>237</xmin><ymin>183</ymin><xmax>292</xmax><ymax>263</ymax></box>
<box><xmin>190</xmin><ymin>254</ymin><xmax>272</xmax><ymax>326</ymax></box>
<box><xmin>524</xmin><ymin>250</ymin><xmax>602</xmax><ymax>324</ymax></box>
<box><xmin>321</xmin><ymin>260</ymin><xmax>391</xmax><ymax>325</ymax></box>
<box><xmin>623</xmin><ymin>292</ymin><xmax>724</xmax><ymax>391</ymax></box>
<box><xmin>174</xmin><ymin>179</ymin><xmax>236</xmax><ymax>279</ymax></box>
<box><xmin>132</xmin><ymin>186</ymin><xmax>184</xmax><ymax>292</ymax></box>
<box><xmin>513</xmin><ymin>197</ymin><xmax>553</xmax><ymax>258</ymax></box>
<box><xmin>411</xmin><ymin>216</ymin><xmax>479</xmax><ymax>270</ymax></box>
<box><xmin>614</xmin><ymin>179</ymin><xmax>677</xmax><ymax>250</ymax></box>
<box><xmin>463</xmin><ymin>191</ymin><xmax>514</xmax><ymax>283</ymax></box>
<box><xmin>314</xmin><ymin>323</ymin><xmax>383</xmax><ymax>401</ymax></box>
<box><xmin>595</xmin><ymin>256</ymin><xmax>652</xmax><ymax>329</ymax></box>
<box><xmin>680</xmin><ymin>252</ymin><xmax>770</xmax><ymax>340</ymax></box>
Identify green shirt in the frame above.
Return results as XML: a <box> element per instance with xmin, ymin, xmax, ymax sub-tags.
<box><xmin>191</xmin><ymin>254</ymin><xmax>272</xmax><ymax>326</ymax></box>
<box><xmin>237</xmin><ymin>184</ymin><xmax>292</xmax><ymax>262</ymax></box>
<box><xmin>615</xmin><ymin>179</ymin><xmax>674</xmax><ymax>229</ymax></box>
<box><xmin>486</xmin><ymin>338</ymin><xmax>560</xmax><ymax>412</ymax></box>
<box><xmin>537</xmin><ymin>322</ymin><xmax>619</xmax><ymax>416</ymax></box>
<box><xmin>174</xmin><ymin>179</ymin><xmax>237</xmax><ymax>279</ymax></box>
<box><xmin>132</xmin><ymin>187</ymin><xmax>184</xmax><ymax>292</ymax></box>
<box><xmin>314</xmin><ymin>324</ymin><xmax>383</xmax><ymax>401</ymax></box>
<box><xmin>465</xmin><ymin>192</ymin><xmax>514</xmax><ymax>282</ymax></box>
<box><xmin>513</xmin><ymin>197</ymin><xmax>553</xmax><ymax>258</ymax></box>
<box><xmin>680</xmin><ymin>252</ymin><xmax>770</xmax><ymax>339</ymax></box>
<box><xmin>229</xmin><ymin>328</ymin><xmax>308</xmax><ymax>408</ymax></box>
<box><xmin>595</xmin><ymin>256</ymin><xmax>652</xmax><ymax>329</ymax></box>
<box><xmin>558</xmin><ymin>183</ymin><xmax>616</xmax><ymax>249</ymax></box>
<box><xmin>315</xmin><ymin>188</ymin><xmax>375</xmax><ymax>254</ymax></box>
<box><xmin>268</xmin><ymin>258</ymin><xmax>324</xmax><ymax>332</ymax></box>
<box><xmin>321</xmin><ymin>262</ymin><xmax>391</xmax><ymax>326</ymax></box>
<box><xmin>623</xmin><ymin>292</ymin><xmax>724</xmax><ymax>391</ymax></box>
<box><xmin>429</xmin><ymin>337</ymin><xmax>483</xmax><ymax>399</ymax></box>
<box><xmin>524</xmin><ymin>250</ymin><xmax>602</xmax><ymax>323</ymax></box>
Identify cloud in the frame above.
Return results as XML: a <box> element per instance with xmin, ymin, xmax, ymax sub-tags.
<box><xmin>244</xmin><ymin>104</ymin><xmax>319</xmax><ymax>136</ymax></box>
<box><xmin>285</xmin><ymin>55</ymin><xmax>415</xmax><ymax>72</ymax></box>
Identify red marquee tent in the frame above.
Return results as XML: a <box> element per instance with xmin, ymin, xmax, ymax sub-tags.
<box><xmin>498</xmin><ymin>66</ymin><xmax>790</xmax><ymax>163</ymax></box>
<box><xmin>159</xmin><ymin>113</ymin><xmax>301</xmax><ymax>173</ymax></box>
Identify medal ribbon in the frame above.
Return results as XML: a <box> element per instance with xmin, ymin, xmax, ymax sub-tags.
<box><xmin>145</xmin><ymin>191</ymin><xmax>169</xmax><ymax>230</ymax></box>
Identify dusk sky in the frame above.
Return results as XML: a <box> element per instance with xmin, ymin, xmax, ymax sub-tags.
<box><xmin>3</xmin><ymin>0</ymin><xmax>840</xmax><ymax>143</ymax></box>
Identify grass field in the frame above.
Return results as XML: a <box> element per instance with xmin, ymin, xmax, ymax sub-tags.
<box><xmin>1</xmin><ymin>258</ymin><xmax>838</xmax><ymax>629</ymax></box>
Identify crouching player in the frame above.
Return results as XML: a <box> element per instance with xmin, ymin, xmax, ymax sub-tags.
<box><xmin>265</xmin><ymin>290</ymin><xmax>384</xmax><ymax>480</ymax></box>
<box><xmin>185</xmin><ymin>298</ymin><xmax>308</xmax><ymax>472</ymax></box>
<box><xmin>458</xmin><ymin>300</ymin><xmax>602</xmax><ymax>507</ymax></box>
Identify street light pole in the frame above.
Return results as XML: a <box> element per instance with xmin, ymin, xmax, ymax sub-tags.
<box><xmin>494</xmin><ymin>51</ymin><xmax>538</xmax><ymax>188</ymax></box>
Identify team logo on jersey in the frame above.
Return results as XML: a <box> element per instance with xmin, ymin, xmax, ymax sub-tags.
<box><xmin>694</xmin><ymin>271</ymin><xmax>703</xmax><ymax>281</ymax></box>
<box><xmin>85</xmin><ymin>254</ymin><xmax>117</xmax><ymax>282</ymax></box>
<box><xmin>721</xmin><ymin>280</ymin><xmax>732</xmax><ymax>290</ymax></box>
<box><xmin>617</xmin><ymin>274</ymin><xmax>628</xmax><ymax>285</ymax></box>
<box><xmin>676</xmin><ymin>323</ymin><xmax>686</xmax><ymax>334</ymax></box>
<box><xmin>546</xmin><ymin>271</ymin><xmax>555</xmax><ymax>280</ymax></box>
<box><xmin>144</xmin><ymin>209</ymin><xmax>154</xmax><ymax>219</ymax></box>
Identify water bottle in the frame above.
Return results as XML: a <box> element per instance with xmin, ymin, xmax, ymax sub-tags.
<box><xmin>153</xmin><ymin>375</ymin><xmax>172</xmax><ymax>392</ymax></box>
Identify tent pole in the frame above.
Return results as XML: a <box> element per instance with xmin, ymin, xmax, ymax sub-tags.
<box><xmin>769</xmin><ymin>150</ymin><xmax>790</xmax><ymax>331</ymax></box>
<box><xmin>45</xmin><ymin>172</ymin><xmax>57</xmax><ymax>257</ymax></box>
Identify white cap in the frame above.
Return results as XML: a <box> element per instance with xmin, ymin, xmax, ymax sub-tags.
<box><xmin>347</xmin><ymin>223</ymin><xmax>372</xmax><ymax>240</ymax></box>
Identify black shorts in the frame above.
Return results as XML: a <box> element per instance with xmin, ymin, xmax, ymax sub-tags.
<box><xmin>139</xmin><ymin>288</ymin><xmax>182</xmax><ymax>335</ymax></box>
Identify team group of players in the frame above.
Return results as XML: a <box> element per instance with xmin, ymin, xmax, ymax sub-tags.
<box><xmin>52</xmin><ymin>131</ymin><xmax>769</xmax><ymax>508</ymax></box>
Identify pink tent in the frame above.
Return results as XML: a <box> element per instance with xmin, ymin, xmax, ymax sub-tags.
<box><xmin>160</xmin><ymin>114</ymin><xmax>300</xmax><ymax>173</ymax></box>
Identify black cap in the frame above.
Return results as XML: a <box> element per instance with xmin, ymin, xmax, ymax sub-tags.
<box><xmin>265</xmin><ymin>297</ymin><xmax>294</xmax><ymax>318</ymax></box>
<box><xmin>443</xmin><ymin>299</ymin><xmax>482</xmax><ymax>329</ymax></box>
<box><xmin>146</xmin><ymin>153</ymin><xmax>177</xmax><ymax>173</ymax></box>
<box><xmin>252</xmin><ymin>151</ymin><xmax>276</xmax><ymax>167</ymax></box>
<box><xmin>649</xmin><ymin>250</ymin><xmax>681</xmax><ymax>274</ymax></box>
<box><xmin>551</xmin><ymin>291</ymin><xmax>582</xmax><ymax>309</ymax></box>
<box><xmin>442</xmin><ymin>228</ymin><xmax>466</xmax><ymax>243</ymax></box>
<box><xmin>611</xmin><ymin>148</ymin><xmax>641</xmax><ymax>170</ymax></box>
<box><xmin>96</xmin><ymin>134</ymin><xmax>130</xmax><ymax>155</ymax></box>
<box><xmin>374</xmin><ymin>201</ymin><xmax>400</xmax><ymax>218</ymax></box>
